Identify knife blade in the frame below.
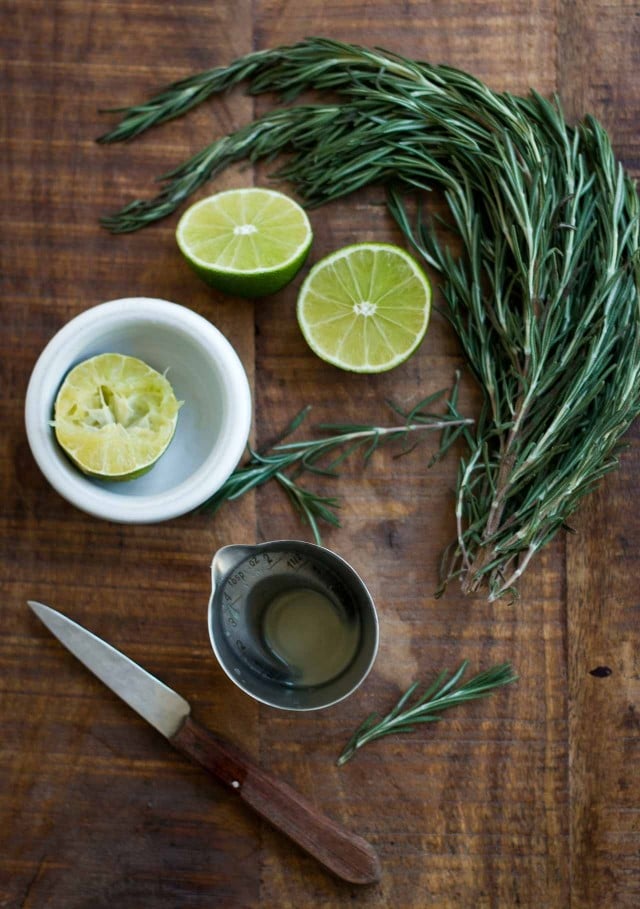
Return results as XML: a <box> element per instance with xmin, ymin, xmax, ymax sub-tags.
<box><xmin>27</xmin><ymin>600</ymin><xmax>381</xmax><ymax>885</ymax></box>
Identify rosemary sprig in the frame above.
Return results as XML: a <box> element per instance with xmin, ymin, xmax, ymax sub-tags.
<box><xmin>201</xmin><ymin>384</ymin><xmax>472</xmax><ymax>545</ymax></box>
<box><xmin>337</xmin><ymin>660</ymin><xmax>517</xmax><ymax>765</ymax></box>
<box><xmin>98</xmin><ymin>38</ymin><xmax>640</xmax><ymax>599</ymax></box>
<box><xmin>96</xmin><ymin>47</ymin><xmax>281</xmax><ymax>142</ymax></box>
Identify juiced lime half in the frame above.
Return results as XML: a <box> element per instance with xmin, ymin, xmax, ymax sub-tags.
<box><xmin>176</xmin><ymin>187</ymin><xmax>313</xmax><ymax>297</ymax></box>
<box><xmin>296</xmin><ymin>243</ymin><xmax>432</xmax><ymax>373</ymax></box>
<box><xmin>52</xmin><ymin>353</ymin><xmax>181</xmax><ymax>480</ymax></box>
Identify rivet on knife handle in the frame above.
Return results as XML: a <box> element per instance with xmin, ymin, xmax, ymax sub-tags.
<box><xmin>171</xmin><ymin>716</ymin><xmax>381</xmax><ymax>885</ymax></box>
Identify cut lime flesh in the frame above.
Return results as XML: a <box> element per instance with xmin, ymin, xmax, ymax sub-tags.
<box><xmin>53</xmin><ymin>353</ymin><xmax>181</xmax><ymax>480</ymax></box>
<box><xmin>176</xmin><ymin>187</ymin><xmax>313</xmax><ymax>297</ymax></box>
<box><xmin>296</xmin><ymin>243</ymin><xmax>431</xmax><ymax>373</ymax></box>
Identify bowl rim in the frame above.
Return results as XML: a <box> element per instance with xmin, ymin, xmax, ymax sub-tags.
<box><xmin>24</xmin><ymin>297</ymin><xmax>252</xmax><ymax>523</ymax></box>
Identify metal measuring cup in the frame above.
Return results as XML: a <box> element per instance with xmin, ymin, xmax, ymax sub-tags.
<box><xmin>207</xmin><ymin>540</ymin><xmax>379</xmax><ymax>711</ymax></box>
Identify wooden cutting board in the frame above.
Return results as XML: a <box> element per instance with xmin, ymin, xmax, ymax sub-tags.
<box><xmin>2</xmin><ymin>2</ymin><xmax>639</xmax><ymax>907</ymax></box>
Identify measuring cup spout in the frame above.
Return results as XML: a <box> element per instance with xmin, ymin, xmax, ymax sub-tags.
<box><xmin>211</xmin><ymin>544</ymin><xmax>256</xmax><ymax>591</ymax></box>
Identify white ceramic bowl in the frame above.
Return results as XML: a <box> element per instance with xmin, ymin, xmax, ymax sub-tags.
<box><xmin>25</xmin><ymin>297</ymin><xmax>252</xmax><ymax>523</ymax></box>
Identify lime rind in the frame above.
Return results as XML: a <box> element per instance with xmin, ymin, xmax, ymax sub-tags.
<box><xmin>296</xmin><ymin>243</ymin><xmax>431</xmax><ymax>373</ymax></box>
<box><xmin>53</xmin><ymin>353</ymin><xmax>181</xmax><ymax>480</ymax></box>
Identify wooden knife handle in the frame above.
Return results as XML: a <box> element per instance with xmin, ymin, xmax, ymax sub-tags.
<box><xmin>170</xmin><ymin>715</ymin><xmax>381</xmax><ymax>885</ymax></box>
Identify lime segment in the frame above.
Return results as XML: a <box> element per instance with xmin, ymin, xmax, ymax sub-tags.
<box><xmin>53</xmin><ymin>353</ymin><xmax>181</xmax><ymax>480</ymax></box>
<box><xmin>296</xmin><ymin>243</ymin><xmax>431</xmax><ymax>373</ymax></box>
<box><xmin>176</xmin><ymin>187</ymin><xmax>313</xmax><ymax>297</ymax></box>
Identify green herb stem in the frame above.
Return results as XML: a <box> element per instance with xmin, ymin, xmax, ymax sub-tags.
<box><xmin>200</xmin><ymin>386</ymin><xmax>472</xmax><ymax>545</ymax></box>
<box><xmin>337</xmin><ymin>661</ymin><xmax>518</xmax><ymax>765</ymax></box>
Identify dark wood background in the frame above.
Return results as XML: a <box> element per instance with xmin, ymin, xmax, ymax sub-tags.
<box><xmin>2</xmin><ymin>2</ymin><xmax>639</xmax><ymax>907</ymax></box>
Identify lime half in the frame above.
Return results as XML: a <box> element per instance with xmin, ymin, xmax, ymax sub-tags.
<box><xmin>53</xmin><ymin>353</ymin><xmax>181</xmax><ymax>480</ymax></box>
<box><xmin>176</xmin><ymin>187</ymin><xmax>313</xmax><ymax>297</ymax></box>
<box><xmin>296</xmin><ymin>243</ymin><xmax>432</xmax><ymax>373</ymax></box>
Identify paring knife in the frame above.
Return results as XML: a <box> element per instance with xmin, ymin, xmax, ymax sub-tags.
<box><xmin>27</xmin><ymin>600</ymin><xmax>381</xmax><ymax>885</ymax></box>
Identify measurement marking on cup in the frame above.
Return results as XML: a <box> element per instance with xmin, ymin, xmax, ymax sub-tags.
<box><xmin>262</xmin><ymin>553</ymin><xmax>285</xmax><ymax>571</ymax></box>
<box><xmin>223</xmin><ymin>597</ymin><xmax>241</xmax><ymax>623</ymax></box>
<box><xmin>287</xmin><ymin>552</ymin><xmax>305</xmax><ymax>571</ymax></box>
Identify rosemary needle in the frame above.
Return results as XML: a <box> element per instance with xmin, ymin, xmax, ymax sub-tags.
<box><xmin>337</xmin><ymin>661</ymin><xmax>518</xmax><ymax>765</ymax></box>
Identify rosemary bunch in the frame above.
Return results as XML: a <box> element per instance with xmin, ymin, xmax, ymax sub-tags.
<box><xmin>99</xmin><ymin>38</ymin><xmax>640</xmax><ymax>599</ymax></box>
<box><xmin>201</xmin><ymin>385</ymin><xmax>471</xmax><ymax>545</ymax></box>
<box><xmin>337</xmin><ymin>660</ymin><xmax>517</xmax><ymax>765</ymax></box>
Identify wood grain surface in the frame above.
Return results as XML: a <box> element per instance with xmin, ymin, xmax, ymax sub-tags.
<box><xmin>2</xmin><ymin>2</ymin><xmax>639</xmax><ymax>907</ymax></box>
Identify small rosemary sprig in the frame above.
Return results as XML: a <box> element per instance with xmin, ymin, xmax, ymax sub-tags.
<box><xmin>337</xmin><ymin>660</ymin><xmax>517</xmax><ymax>765</ymax></box>
<box><xmin>201</xmin><ymin>383</ymin><xmax>472</xmax><ymax>545</ymax></box>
